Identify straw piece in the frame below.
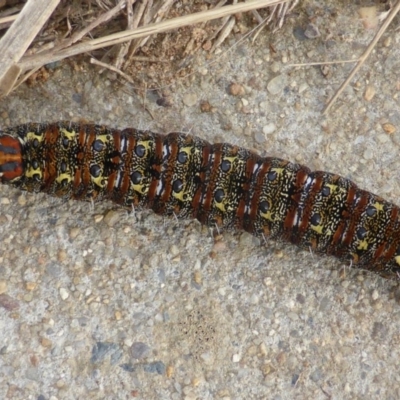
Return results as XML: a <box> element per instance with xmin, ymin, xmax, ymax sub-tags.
<box><xmin>0</xmin><ymin>0</ymin><xmax>60</xmax><ymax>96</ymax></box>
<box><xmin>323</xmin><ymin>1</ymin><xmax>400</xmax><ymax>114</ymax></box>
<box><xmin>19</xmin><ymin>0</ymin><xmax>285</xmax><ymax>71</ymax></box>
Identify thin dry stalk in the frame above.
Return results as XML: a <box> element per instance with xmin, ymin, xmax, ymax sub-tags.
<box><xmin>113</xmin><ymin>0</ymin><xmax>135</xmax><ymax>69</ymax></box>
<box><xmin>18</xmin><ymin>0</ymin><xmax>285</xmax><ymax>71</ymax></box>
<box><xmin>90</xmin><ymin>57</ymin><xmax>135</xmax><ymax>83</ymax></box>
<box><xmin>0</xmin><ymin>0</ymin><xmax>60</xmax><ymax>96</ymax></box>
<box><xmin>323</xmin><ymin>1</ymin><xmax>400</xmax><ymax>114</ymax></box>
<box><xmin>62</xmin><ymin>0</ymin><xmax>126</xmax><ymax>48</ymax></box>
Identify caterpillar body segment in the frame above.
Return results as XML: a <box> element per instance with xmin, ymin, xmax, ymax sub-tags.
<box><xmin>1</xmin><ymin>121</ymin><xmax>400</xmax><ymax>279</ymax></box>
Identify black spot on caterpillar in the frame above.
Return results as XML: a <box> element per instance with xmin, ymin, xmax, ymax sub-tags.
<box><xmin>1</xmin><ymin>121</ymin><xmax>400</xmax><ymax>279</ymax></box>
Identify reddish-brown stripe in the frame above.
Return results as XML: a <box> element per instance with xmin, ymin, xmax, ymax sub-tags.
<box><xmin>341</xmin><ymin>191</ymin><xmax>369</xmax><ymax>252</ymax></box>
<box><xmin>42</xmin><ymin>125</ymin><xmax>60</xmax><ymax>188</ymax></box>
<box><xmin>378</xmin><ymin>207</ymin><xmax>399</xmax><ymax>263</ymax></box>
<box><xmin>283</xmin><ymin>168</ymin><xmax>310</xmax><ymax>237</ymax></box>
<box><xmin>248</xmin><ymin>159</ymin><xmax>271</xmax><ymax>234</ymax></box>
<box><xmin>0</xmin><ymin>135</ymin><xmax>23</xmax><ymax>180</ymax></box>
<box><xmin>105</xmin><ymin>130</ymin><xmax>121</xmax><ymax>194</ymax></box>
<box><xmin>147</xmin><ymin>134</ymin><xmax>163</xmax><ymax>204</ymax></box>
<box><xmin>160</xmin><ymin>136</ymin><xmax>179</xmax><ymax>206</ymax></box>
<box><xmin>330</xmin><ymin>185</ymin><xmax>357</xmax><ymax>252</ymax></box>
<box><xmin>191</xmin><ymin>144</ymin><xmax>211</xmax><ymax>219</ymax></box>
<box><xmin>236</xmin><ymin>157</ymin><xmax>257</xmax><ymax>230</ymax></box>
<box><xmin>199</xmin><ymin>144</ymin><xmax>222</xmax><ymax>224</ymax></box>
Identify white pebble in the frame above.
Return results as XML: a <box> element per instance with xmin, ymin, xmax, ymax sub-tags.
<box><xmin>263</xmin><ymin>123</ymin><xmax>276</xmax><ymax>135</ymax></box>
<box><xmin>59</xmin><ymin>288</ymin><xmax>69</xmax><ymax>300</ymax></box>
<box><xmin>232</xmin><ymin>353</ymin><xmax>241</xmax><ymax>363</ymax></box>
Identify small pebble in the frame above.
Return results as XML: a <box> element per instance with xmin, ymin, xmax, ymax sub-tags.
<box><xmin>298</xmin><ymin>82</ymin><xmax>309</xmax><ymax>93</ymax></box>
<box><xmin>0</xmin><ymin>294</ymin><xmax>19</xmax><ymax>311</ymax></box>
<box><xmin>261</xmin><ymin>364</ymin><xmax>276</xmax><ymax>376</ymax></box>
<box><xmin>304</xmin><ymin>23</ymin><xmax>320</xmax><ymax>39</ymax></box>
<box><xmin>17</xmin><ymin>195</ymin><xmax>27</xmax><ymax>206</ymax></box>
<box><xmin>232</xmin><ymin>354</ymin><xmax>241</xmax><ymax>363</ymax></box>
<box><xmin>41</xmin><ymin>338</ymin><xmax>52</xmax><ymax>348</ymax></box>
<box><xmin>183</xmin><ymin>93</ymin><xmax>198</xmax><ymax>107</ymax></box>
<box><xmin>25</xmin><ymin>282</ymin><xmax>37</xmax><ymax>291</ymax></box>
<box><xmin>254</xmin><ymin>131</ymin><xmax>266</xmax><ymax>144</ymax></box>
<box><xmin>166</xmin><ymin>365</ymin><xmax>174</xmax><ymax>378</ymax></box>
<box><xmin>115</xmin><ymin>310</ymin><xmax>122</xmax><ymax>320</ymax></box>
<box><xmin>56</xmin><ymin>379</ymin><xmax>65</xmax><ymax>388</ymax></box>
<box><xmin>59</xmin><ymin>288</ymin><xmax>69</xmax><ymax>300</ymax></box>
<box><xmin>364</xmin><ymin>85</ymin><xmax>376</xmax><ymax>101</ymax></box>
<box><xmin>270</xmin><ymin>62</ymin><xmax>280</xmax><ymax>73</ymax></box>
<box><xmin>103</xmin><ymin>210</ymin><xmax>121</xmax><ymax>227</ymax></box>
<box><xmin>382</xmin><ymin>123</ymin><xmax>396</xmax><ymax>134</ymax></box>
<box><xmin>0</xmin><ymin>280</ymin><xmax>7</xmax><ymax>294</ymax></box>
<box><xmin>170</xmin><ymin>244</ymin><xmax>180</xmax><ymax>256</ymax></box>
<box><xmin>143</xmin><ymin>361</ymin><xmax>166</xmax><ymax>375</ymax></box>
<box><xmin>130</xmin><ymin>342</ymin><xmax>150</xmax><ymax>359</ymax></box>
<box><xmin>91</xmin><ymin>342</ymin><xmax>122</xmax><ymax>364</ymax></box>
<box><xmin>263</xmin><ymin>123</ymin><xmax>276</xmax><ymax>135</ymax></box>
<box><xmin>267</xmin><ymin>74</ymin><xmax>286</xmax><ymax>95</ymax></box>
<box><xmin>93</xmin><ymin>214</ymin><xmax>104</xmax><ymax>223</ymax></box>
<box><xmin>228</xmin><ymin>83</ymin><xmax>245</xmax><ymax>96</ymax></box>
<box><xmin>69</xmin><ymin>227</ymin><xmax>80</xmax><ymax>239</ymax></box>
<box><xmin>120</xmin><ymin>363</ymin><xmax>135</xmax><ymax>372</ymax></box>
<box><xmin>259</xmin><ymin>342</ymin><xmax>268</xmax><ymax>356</ymax></box>
<box><xmin>200</xmin><ymin>100</ymin><xmax>212</xmax><ymax>113</ymax></box>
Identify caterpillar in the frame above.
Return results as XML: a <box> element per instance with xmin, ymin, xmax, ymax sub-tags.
<box><xmin>1</xmin><ymin>121</ymin><xmax>400</xmax><ymax>280</ymax></box>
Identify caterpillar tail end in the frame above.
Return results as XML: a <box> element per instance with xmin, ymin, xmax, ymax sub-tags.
<box><xmin>0</xmin><ymin>134</ymin><xmax>23</xmax><ymax>182</ymax></box>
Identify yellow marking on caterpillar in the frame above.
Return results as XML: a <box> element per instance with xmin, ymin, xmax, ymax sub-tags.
<box><xmin>26</xmin><ymin>131</ymin><xmax>44</xmax><ymax>142</ymax></box>
<box><xmin>180</xmin><ymin>146</ymin><xmax>193</xmax><ymax>158</ymax></box>
<box><xmin>133</xmin><ymin>183</ymin><xmax>149</xmax><ymax>195</ymax></box>
<box><xmin>25</xmin><ymin>167</ymin><xmax>42</xmax><ymax>179</ymax></box>
<box><xmin>173</xmin><ymin>190</ymin><xmax>187</xmax><ymax>202</ymax></box>
<box><xmin>56</xmin><ymin>173</ymin><xmax>73</xmax><ymax>184</ymax></box>
<box><xmin>373</xmin><ymin>202</ymin><xmax>384</xmax><ymax>212</ymax></box>
<box><xmin>357</xmin><ymin>240</ymin><xmax>369</xmax><ymax>251</ymax></box>
<box><xmin>272</xmin><ymin>167</ymin><xmax>284</xmax><ymax>176</ymax></box>
<box><xmin>311</xmin><ymin>224</ymin><xmax>323</xmax><ymax>234</ymax></box>
<box><xmin>94</xmin><ymin>134</ymin><xmax>111</xmax><ymax>145</ymax></box>
<box><xmin>222</xmin><ymin>156</ymin><xmax>237</xmax><ymax>164</ymax></box>
<box><xmin>260</xmin><ymin>210</ymin><xmax>274</xmax><ymax>222</ymax></box>
<box><xmin>60</xmin><ymin>128</ymin><xmax>77</xmax><ymax>140</ymax></box>
<box><xmin>92</xmin><ymin>175</ymin><xmax>106</xmax><ymax>187</ymax></box>
<box><xmin>215</xmin><ymin>198</ymin><xmax>227</xmax><ymax>212</ymax></box>
<box><xmin>137</xmin><ymin>140</ymin><xmax>152</xmax><ymax>155</ymax></box>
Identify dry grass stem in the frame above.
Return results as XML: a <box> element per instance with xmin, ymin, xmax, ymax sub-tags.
<box><xmin>90</xmin><ymin>57</ymin><xmax>135</xmax><ymax>84</ymax></box>
<box><xmin>0</xmin><ymin>0</ymin><xmax>60</xmax><ymax>96</ymax></box>
<box><xmin>323</xmin><ymin>1</ymin><xmax>400</xmax><ymax>114</ymax></box>
<box><xmin>289</xmin><ymin>60</ymin><xmax>358</xmax><ymax>67</ymax></box>
<box><xmin>18</xmin><ymin>0</ymin><xmax>285</xmax><ymax>71</ymax></box>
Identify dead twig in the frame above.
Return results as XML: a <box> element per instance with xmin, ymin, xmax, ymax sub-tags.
<box><xmin>323</xmin><ymin>1</ymin><xmax>400</xmax><ymax>114</ymax></box>
<box><xmin>0</xmin><ymin>0</ymin><xmax>60</xmax><ymax>97</ymax></box>
<box><xmin>113</xmin><ymin>0</ymin><xmax>135</xmax><ymax>69</ymax></box>
<box><xmin>17</xmin><ymin>0</ymin><xmax>285</xmax><ymax>71</ymax></box>
<box><xmin>90</xmin><ymin>57</ymin><xmax>135</xmax><ymax>84</ymax></box>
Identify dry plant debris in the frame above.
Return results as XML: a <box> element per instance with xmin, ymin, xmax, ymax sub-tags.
<box><xmin>0</xmin><ymin>0</ymin><xmax>298</xmax><ymax>97</ymax></box>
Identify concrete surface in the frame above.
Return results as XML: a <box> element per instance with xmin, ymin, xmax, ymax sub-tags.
<box><xmin>1</xmin><ymin>1</ymin><xmax>400</xmax><ymax>399</ymax></box>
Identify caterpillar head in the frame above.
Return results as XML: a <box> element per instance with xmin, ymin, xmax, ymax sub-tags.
<box><xmin>0</xmin><ymin>133</ymin><xmax>23</xmax><ymax>183</ymax></box>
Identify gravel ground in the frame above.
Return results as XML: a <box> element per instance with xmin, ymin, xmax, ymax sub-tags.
<box><xmin>1</xmin><ymin>2</ymin><xmax>400</xmax><ymax>399</ymax></box>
